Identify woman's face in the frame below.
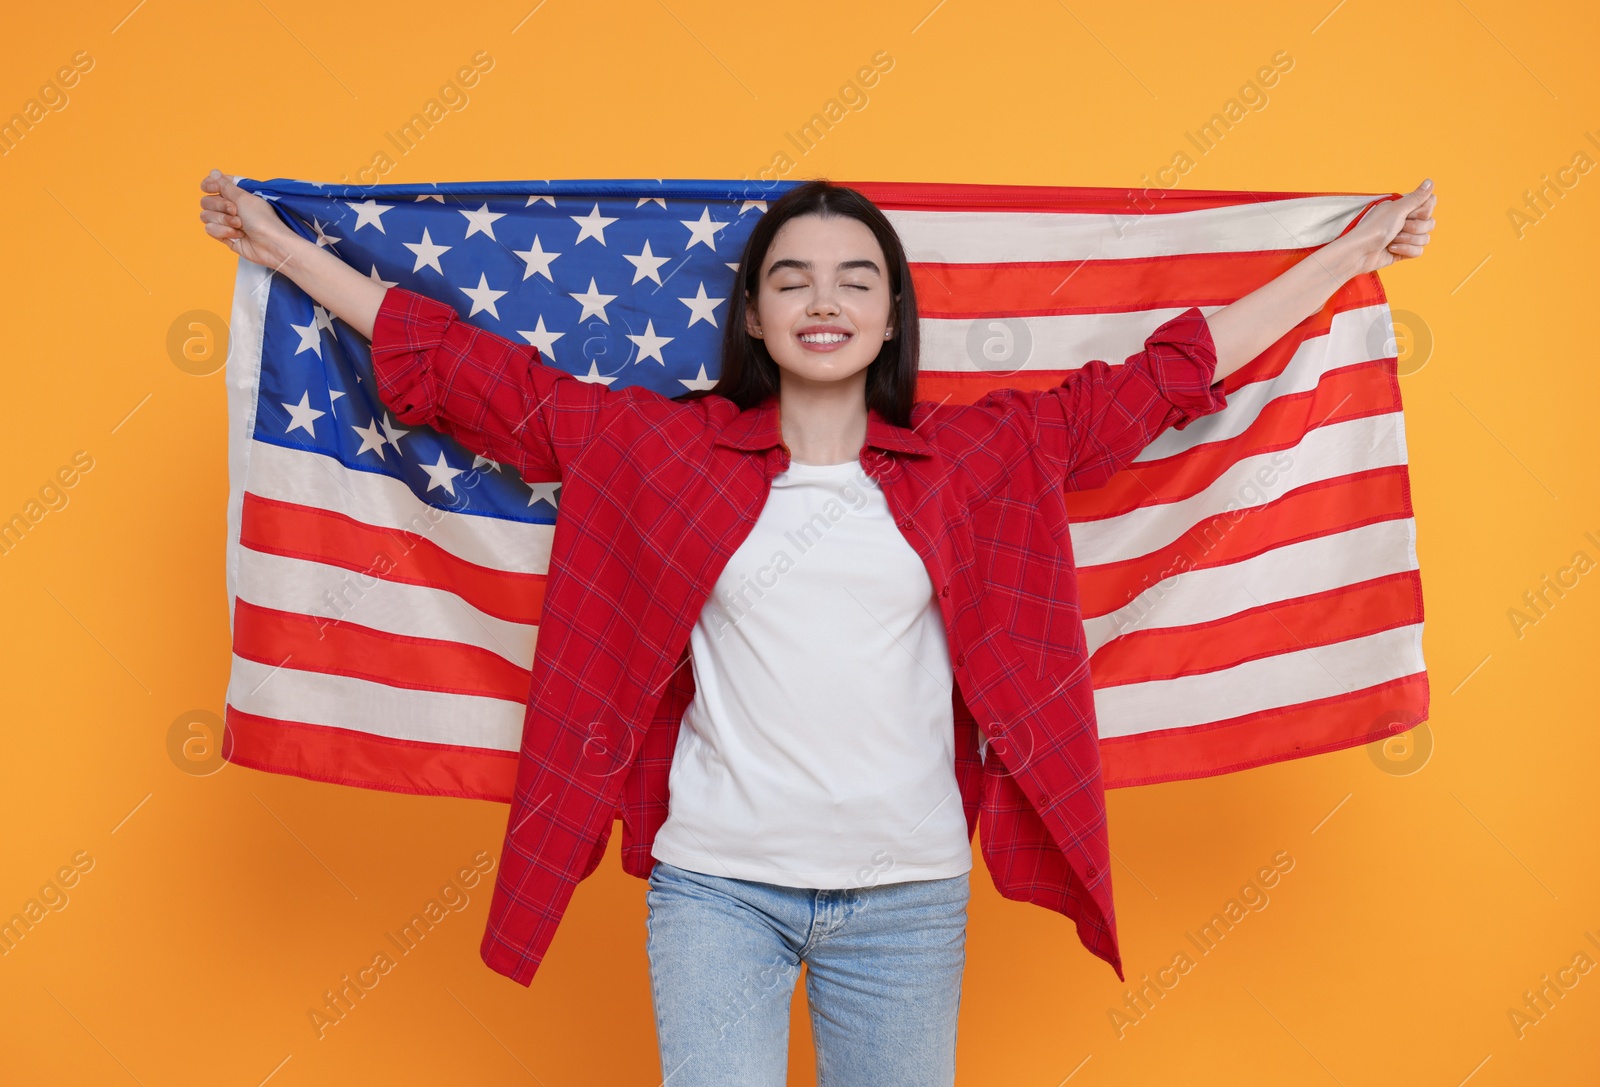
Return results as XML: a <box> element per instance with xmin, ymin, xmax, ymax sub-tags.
<box><xmin>744</xmin><ymin>213</ymin><xmax>897</xmax><ymax>392</ymax></box>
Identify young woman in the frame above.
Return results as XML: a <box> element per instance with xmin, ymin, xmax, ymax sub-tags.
<box><xmin>199</xmin><ymin>170</ymin><xmax>1435</xmax><ymax>1085</ymax></box>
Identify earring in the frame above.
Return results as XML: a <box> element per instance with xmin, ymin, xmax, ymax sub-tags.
<box><xmin>884</xmin><ymin>330</ymin><xmax>892</xmax><ymax>338</ymax></box>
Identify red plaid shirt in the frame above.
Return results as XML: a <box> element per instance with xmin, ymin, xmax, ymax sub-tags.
<box><xmin>370</xmin><ymin>285</ymin><xmax>1226</xmax><ymax>986</ymax></box>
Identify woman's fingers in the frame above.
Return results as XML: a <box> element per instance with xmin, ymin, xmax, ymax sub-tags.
<box><xmin>1400</xmin><ymin>192</ymin><xmax>1431</xmax><ymax>219</ymax></box>
<box><xmin>200</xmin><ymin>170</ymin><xmax>251</xmax><ymax>235</ymax></box>
<box><xmin>202</xmin><ymin>215</ymin><xmax>241</xmax><ymax>237</ymax></box>
<box><xmin>1350</xmin><ymin>180</ymin><xmax>1436</xmax><ymax>267</ymax></box>
<box><xmin>200</xmin><ymin>170</ymin><xmax>250</xmax><ymax>255</ymax></box>
<box><xmin>200</xmin><ymin>194</ymin><xmax>242</xmax><ymax>224</ymax></box>
<box><xmin>197</xmin><ymin>199</ymin><xmax>241</xmax><ymax>230</ymax></box>
<box><xmin>1387</xmin><ymin>233</ymin><xmax>1431</xmax><ymax>257</ymax></box>
<box><xmin>1395</xmin><ymin>184</ymin><xmax>1432</xmax><ymax>220</ymax></box>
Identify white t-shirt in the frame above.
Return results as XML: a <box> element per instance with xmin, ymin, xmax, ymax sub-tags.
<box><xmin>650</xmin><ymin>454</ymin><xmax>973</xmax><ymax>889</ymax></box>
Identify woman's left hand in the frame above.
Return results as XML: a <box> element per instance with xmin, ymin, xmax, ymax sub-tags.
<box><xmin>1340</xmin><ymin>179</ymin><xmax>1438</xmax><ymax>276</ymax></box>
<box><xmin>1209</xmin><ymin>179</ymin><xmax>1439</xmax><ymax>381</ymax></box>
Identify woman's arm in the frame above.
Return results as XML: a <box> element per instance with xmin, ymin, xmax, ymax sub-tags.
<box><xmin>956</xmin><ymin>180</ymin><xmax>1439</xmax><ymax>497</ymax></box>
<box><xmin>1209</xmin><ymin>179</ymin><xmax>1438</xmax><ymax>381</ymax></box>
<box><xmin>199</xmin><ymin>169</ymin><xmax>626</xmax><ymax>478</ymax></box>
<box><xmin>200</xmin><ymin>169</ymin><xmax>386</xmax><ymax>338</ymax></box>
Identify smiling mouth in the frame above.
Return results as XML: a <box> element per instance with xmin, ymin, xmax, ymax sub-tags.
<box><xmin>798</xmin><ymin>332</ymin><xmax>853</xmax><ymax>349</ymax></box>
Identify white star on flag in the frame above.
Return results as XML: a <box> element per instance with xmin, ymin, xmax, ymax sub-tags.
<box><xmin>624</xmin><ymin>239</ymin><xmax>671</xmax><ymax>285</ymax></box>
<box><xmin>281</xmin><ymin>391</ymin><xmax>325</xmax><ymax>436</ymax></box>
<box><xmin>460</xmin><ymin>274</ymin><xmax>509</xmax><ymax>319</ymax></box>
<box><xmin>460</xmin><ymin>203</ymin><xmax>507</xmax><ymax>241</ymax></box>
<box><xmin>290</xmin><ymin>319</ymin><xmax>323</xmax><ymax>358</ymax></box>
<box><xmin>351</xmin><ymin>418</ymin><xmax>386</xmax><ymax>459</ymax></box>
<box><xmin>419</xmin><ymin>451</ymin><xmax>465</xmax><ymax>495</ymax></box>
<box><xmin>680</xmin><ymin>282</ymin><xmax>726</xmax><ymax>327</ymax></box>
<box><xmin>679</xmin><ymin>363</ymin><xmax>717</xmax><ymax>391</ymax></box>
<box><xmin>628</xmin><ymin>320</ymin><xmax>674</xmax><ymax>365</ymax></box>
<box><xmin>379</xmin><ymin>412</ymin><xmax>411</xmax><ymax>451</ymax></box>
<box><xmin>569</xmin><ymin>278</ymin><xmax>617</xmax><ymax>323</ymax></box>
<box><xmin>347</xmin><ymin>199</ymin><xmax>395</xmax><ymax>233</ymax></box>
<box><xmin>680</xmin><ymin>207</ymin><xmax>727</xmax><ymax>250</ymax></box>
<box><xmin>571</xmin><ymin>204</ymin><xmax>619</xmax><ymax>245</ymax></box>
<box><xmin>515</xmin><ymin>237</ymin><xmax>560</xmax><ymax>281</ymax></box>
<box><xmin>516</xmin><ymin>317</ymin><xmax>566</xmax><ymax>362</ymax></box>
<box><xmin>404</xmin><ymin>228</ymin><xmax>452</xmax><ymax>274</ymax></box>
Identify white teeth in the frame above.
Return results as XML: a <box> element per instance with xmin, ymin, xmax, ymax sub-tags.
<box><xmin>799</xmin><ymin>332</ymin><xmax>849</xmax><ymax>344</ymax></box>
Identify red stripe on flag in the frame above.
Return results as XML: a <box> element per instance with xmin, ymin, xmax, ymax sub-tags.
<box><xmin>232</xmin><ymin>598</ymin><xmax>532</xmax><ymax>701</ymax></box>
<box><xmin>1078</xmin><ymin>468</ymin><xmax>1417</xmax><ymax>618</ymax></box>
<box><xmin>1067</xmin><ymin>358</ymin><xmax>1405</xmax><ymax>521</ymax></box>
<box><xmin>240</xmin><ymin>492</ymin><xmax>547</xmax><ymax>626</ymax></box>
<box><xmin>224</xmin><ymin>704</ymin><xmax>517</xmax><ymax>802</ymax></box>
<box><xmin>911</xmin><ymin>249</ymin><xmax>1312</xmax><ymax>318</ymax></box>
<box><xmin>1100</xmin><ymin>671</ymin><xmax>1428</xmax><ymax>788</ymax></box>
<box><xmin>912</xmin><ymin>275</ymin><xmax>1387</xmax><ymax>404</ymax></box>
<box><xmin>1088</xmin><ymin>571</ymin><xmax>1424</xmax><ymax>688</ymax></box>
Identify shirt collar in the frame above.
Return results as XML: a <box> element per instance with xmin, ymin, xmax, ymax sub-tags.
<box><xmin>713</xmin><ymin>392</ymin><xmax>933</xmax><ymax>458</ymax></box>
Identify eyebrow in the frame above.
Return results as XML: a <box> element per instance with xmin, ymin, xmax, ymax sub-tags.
<box><xmin>765</xmin><ymin>258</ymin><xmax>882</xmax><ymax>277</ymax></box>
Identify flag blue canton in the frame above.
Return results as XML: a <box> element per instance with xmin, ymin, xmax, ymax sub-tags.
<box><xmin>239</xmin><ymin>178</ymin><xmax>797</xmax><ymax>526</ymax></box>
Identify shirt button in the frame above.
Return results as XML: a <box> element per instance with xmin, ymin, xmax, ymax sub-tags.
<box><xmin>940</xmin><ymin>584</ymin><xmax>950</xmax><ymax>597</ymax></box>
<box><xmin>954</xmin><ymin>652</ymin><xmax>965</xmax><ymax>667</ymax></box>
<box><xmin>898</xmin><ymin>517</ymin><xmax>912</xmax><ymax>530</ymax></box>
<box><xmin>1086</xmin><ymin>864</ymin><xmax>1099</xmax><ymax>878</ymax></box>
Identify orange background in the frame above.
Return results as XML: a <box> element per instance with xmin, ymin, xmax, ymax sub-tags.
<box><xmin>4</xmin><ymin>1</ymin><xmax>1598</xmax><ymax>1083</ymax></box>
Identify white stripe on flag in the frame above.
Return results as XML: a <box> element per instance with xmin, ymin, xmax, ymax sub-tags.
<box><xmin>1092</xmin><ymin>623</ymin><xmax>1424</xmax><ymax>738</ymax></box>
<box><xmin>918</xmin><ymin>305</ymin><xmax>1227</xmax><ymax>375</ymax></box>
<box><xmin>234</xmin><ymin>548</ymin><xmax>537</xmax><ymax>668</ymax></box>
<box><xmin>245</xmin><ymin>441</ymin><xmax>555</xmax><ymax>575</ymax></box>
<box><xmin>1070</xmin><ymin>413</ymin><xmax>1410</xmax><ymax>568</ymax></box>
<box><xmin>887</xmin><ymin>194</ymin><xmax>1377</xmax><ymax>263</ymax></box>
<box><xmin>1083</xmin><ymin>518</ymin><xmax>1420</xmax><ymax>653</ymax></box>
<box><xmin>225</xmin><ymin>257</ymin><xmax>272</xmax><ymax>636</ymax></box>
<box><xmin>226</xmin><ymin>654</ymin><xmax>526</xmax><ymax>749</ymax></box>
<box><xmin>1134</xmin><ymin>303</ymin><xmax>1393</xmax><ymax>463</ymax></box>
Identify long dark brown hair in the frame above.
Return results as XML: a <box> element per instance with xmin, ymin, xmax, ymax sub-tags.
<box><xmin>671</xmin><ymin>178</ymin><xmax>922</xmax><ymax>428</ymax></box>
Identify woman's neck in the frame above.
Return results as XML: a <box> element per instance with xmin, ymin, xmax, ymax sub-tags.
<box><xmin>777</xmin><ymin>376</ymin><xmax>870</xmax><ymax>466</ymax></box>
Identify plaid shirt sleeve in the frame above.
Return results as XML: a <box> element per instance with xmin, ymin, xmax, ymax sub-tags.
<box><xmin>368</xmin><ymin>285</ymin><xmax>624</xmax><ymax>479</ymax></box>
<box><xmin>967</xmin><ymin>306</ymin><xmax>1228</xmax><ymax>495</ymax></box>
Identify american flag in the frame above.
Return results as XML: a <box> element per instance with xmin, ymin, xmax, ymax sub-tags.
<box><xmin>220</xmin><ymin>176</ymin><xmax>1428</xmax><ymax>799</ymax></box>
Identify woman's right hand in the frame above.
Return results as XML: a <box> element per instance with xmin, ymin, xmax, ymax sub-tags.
<box><xmin>198</xmin><ymin>169</ymin><xmax>295</xmax><ymax>269</ymax></box>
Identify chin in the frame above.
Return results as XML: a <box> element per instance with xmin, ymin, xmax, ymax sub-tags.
<box><xmin>776</xmin><ymin>348</ymin><xmax>877</xmax><ymax>383</ymax></box>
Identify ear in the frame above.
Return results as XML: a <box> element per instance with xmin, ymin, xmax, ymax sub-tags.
<box><xmin>744</xmin><ymin>292</ymin><xmax>762</xmax><ymax>338</ymax></box>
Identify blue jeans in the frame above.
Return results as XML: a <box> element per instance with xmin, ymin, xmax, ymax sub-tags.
<box><xmin>644</xmin><ymin>858</ymin><xmax>970</xmax><ymax>1086</ymax></box>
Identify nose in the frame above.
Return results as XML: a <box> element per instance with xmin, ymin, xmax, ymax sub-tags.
<box><xmin>808</xmin><ymin>290</ymin><xmax>840</xmax><ymax>317</ymax></box>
